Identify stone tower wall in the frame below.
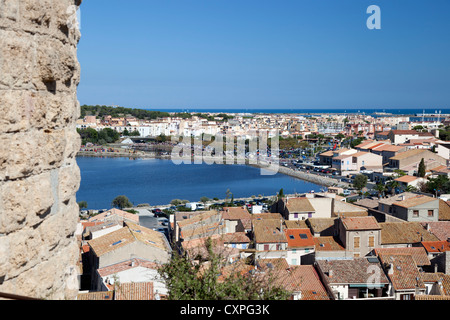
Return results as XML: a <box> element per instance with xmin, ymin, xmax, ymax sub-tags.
<box><xmin>0</xmin><ymin>0</ymin><xmax>82</xmax><ymax>299</ymax></box>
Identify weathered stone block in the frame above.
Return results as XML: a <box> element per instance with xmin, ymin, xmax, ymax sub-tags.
<box><xmin>0</xmin><ymin>171</ymin><xmax>53</xmax><ymax>235</ymax></box>
<box><xmin>0</xmin><ymin>29</ymin><xmax>36</xmax><ymax>89</ymax></box>
<box><xmin>0</xmin><ymin>129</ymin><xmax>67</xmax><ymax>181</ymax></box>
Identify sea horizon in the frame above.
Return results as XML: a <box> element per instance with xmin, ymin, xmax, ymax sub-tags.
<box><xmin>139</xmin><ymin>107</ymin><xmax>450</xmax><ymax>116</ymax></box>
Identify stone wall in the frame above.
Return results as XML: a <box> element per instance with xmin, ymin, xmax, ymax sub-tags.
<box><xmin>0</xmin><ymin>0</ymin><xmax>82</xmax><ymax>299</ymax></box>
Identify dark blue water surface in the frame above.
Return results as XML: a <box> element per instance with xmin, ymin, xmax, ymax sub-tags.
<box><xmin>76</xmin><ymin>157</ymin><xmax>321</xmax><ymax>210</ymax></box>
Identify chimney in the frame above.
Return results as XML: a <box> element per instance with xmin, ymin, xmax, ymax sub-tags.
<box><xmin>328</xmin><ymin>269</ymin><xmax>333</xmax><ymax>278</ymax></box>
<box><xmin>388</xmin><ymin>263</ymin><xmax>394</xmax><ymax>275</ymax></box>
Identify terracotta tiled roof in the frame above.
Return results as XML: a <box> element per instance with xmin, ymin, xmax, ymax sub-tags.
<box><xmin>391</xmin><ymin>130</ymin><xmax>420</xmax><ymax>135</ymax></box>
<box><xmin>313</xmin><ymin>236</ymin><xmax>345</xmax><ymax>251</ymax></box>
<box><xmin>257</xmin><ymin>259</ymin><xmax>330</xmax><ymax>300</ymax></box>
<box><xmin>372</xmin><ymin>144</ymin><xmax>404</xmax><ymax>152</ymax></box>
<box><xmin>180</xmin><ymin>221</ymin><xmax>225</xmax><ymax>240</ymax></box>
<box><xmin>221</xmin><ymin>232</ymin><xmax>251</xmax><ymax>244</ymax></box>
<box><xmin>97</xmin><ymin>258</ymin><xmax>161</xmax><ymax>278</ymax></box>
<box><xmin>415</xmin><ymin>295</ymin><xmax>450</xmax><ymax>300</ymax></box>
<box><xmin>354</xmin><ymin>140</ymin><xmax>375</xmax><ymax>148</ymax></box>
<box><xmin>88</xmin><ymin>222</ymin><xmax>170</xmax><ymax>257</ymax></box>
<box><xmin>354</xmin><ymin>198</ymin><xmax>380</xmax><ymax>209</ymax></box>
<box><xmin>319</xmin><ymin>150</ymin><xmax>335</xmax><ymax>157</ymax></box>
<box><xmin>394</xmin><ymin>175</ymin><xmax>419</xmax><ymax>183</ymax></box>
<box><xmin>284</xmin><ymin>220</ymin><xmax>309</xmax><ymax>229</ymax></box>
<box><xmin>341</xmin><ymin>216</ymin><xmax>380</xmax><ymax>231</ymax></box>
<box><xmin>317</xmin><ymin>257</ymin><xmax>389</xmax><ymax>285</ymax></box>
<box><xmin>421</xmin><ymin>221</ymin><xmax>450</xmax><ymax>240</ymax></box>
<box><xmin>253</xmin><ymin>219</ymin><xmax>287</xmax><ymax>244</ymax></box>
<box><xmin>285</xmin><ymin>197</ymin><xmax>315</xmax><ymax>213</ymax></box>
<box><xmin>76</xmin><ymin>291</ymin><xmax>113</xmax><ymax>300</ymax></box>
<box><xmin>114</xmin><ymin>282</ymin><xmax>154</xmax><ymax>300</ymax></box>
<box><xmin>420</xmin><ymin>272</ymin><xmax>450</xmax><ymax>296</ymax></box>
<box><xmin>421</xmin><ymin>240</ymin><xmax>450</xmax><ymax>253</ymax></box>
<box><xmin>378</xmin><ymin>192</ymin><xmax>425</xmax><ymax>206</ymax></box>
<box><xmin>176</xmin><ymin>210</ymin><xmax>220</xmax><ymax>228</ymax></box>
<box><xmin>88</xmin><ymin>208</ymin><xmax>139</xmax><ymax>224</ymax></box>
<box><xmin>439</xmin><ymin>201</ymin><xmax>450</xmax><ymax>221</ymax></box>
<box><xmin>251</xmin><ymin>213</ymin><xmax>283</xmax><ymax>220</ymax></box>
<box><xmin>284</xmin><ymin>228</ymin><xmax>315</xmax><ymax>248</ymax></box>
<box><xmin>389</xmin><ymin>149</ymin><xmax>427</xmax><ymax>160</ymax></box>
<box><xmin>307</xmin><ymin>218</ymin><xmax>337</xmax><ymax>234</ymax></box>
<box><xmin>378</xmin><ymin>254</ymin><xmax>426</xmax><ymax>291</ymax></box>
<box><xmin>374</xmin><ymin>247</ymin><xmax>430</xmax><ymax>266</ymax></box>
<box><xmin>380</xmin><ymin>222</ymin><xmax>439</xmax><ymax>245</ymax></box>
<box><xmin>222</xmin><ymin>207</ymin><xmax>251</xmax><ymax>220</ymax></box>
<box><xmin>393</xmin><ymin>195</ymin><xmax>437</xmax><ymax>208</ymax></box>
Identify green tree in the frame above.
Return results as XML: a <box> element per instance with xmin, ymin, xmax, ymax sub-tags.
<box><xmin>374</xmin><ymin>183</ymin><xmax>386</xmax><ymax>197</ymax></box>
<box><xmin>111</xmin><ymin>195</ymin><xmax>133</xmax><ymax>210</ymax></box>
<box><xmin>77</xmin><ymin>201</ymin><xmax>88</xmax><ymax>210</ymax></box>
<box><xmin>393</xmin><ymin>169</ymin><xmax>406</xmax><ymax>177</ymax></box>
<box><xmin>200</xmin><ymin>196</ymin><xmax>210</xmax><ymax>204</ymax></box>
<box><xmin>157</xmin><ymin>238</ymin><xmax>291</xmax><ymax>300</ymax></box>
<box><xmin>350</xmin><ymin>137</ymin><xmax>365</xmax><ymax>148</ymax></box>
<box><xmin>277</xmin><ymin>188</ymin><xmax>284</xmax><ymax>200</ymax></box>
<box><xmin>418</xmin><ymin>158</ymin><xmax>426</xmax><ymax>177</ymax></box>
<box><xmin>170</xmin><ymin>199</ymin><xmax>183</xmax><ymax>206</ymax></box>
<box><xmin>425</xmin><ymin>175</ymin><xmax>450</xmax><ymax>195</ymax></box>
<box><xmin>387</xmin><ymin>180</ymin><xmax>400</xmax><ymax>195</ymax></box>
<box><xmin>129</xmin><ymin>130</ymin><xmax>140</xmax><ymax>136</ymax></box>
<box><xmin>353</xmin><ymin>174</ymin><xmax>368</xmax><ymax>191</ymax></box>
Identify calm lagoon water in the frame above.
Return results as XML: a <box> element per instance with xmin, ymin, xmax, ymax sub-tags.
<box><xmin>75</xmin><ymin>156</ymin><xmax>322</xmax><ymax>210</ymax></box>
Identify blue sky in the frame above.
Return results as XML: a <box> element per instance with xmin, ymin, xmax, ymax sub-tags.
<box><xmin>77</xmin><ymin>0</ymin><xmax>450</xmax><ymax>110</ymax></box>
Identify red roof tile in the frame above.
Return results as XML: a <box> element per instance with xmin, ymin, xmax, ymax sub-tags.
<box><xmin>284</xmin><ymin>228</ymin><xmax>315</xmax><ymax>248</ymax></box>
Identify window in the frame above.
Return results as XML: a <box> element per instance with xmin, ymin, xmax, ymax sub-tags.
<box><xmin>354</xmin><ymin>236</ymin><xmax>360</xmax><ymax>249</ymax></box>
<box><xmin>368</xmin><ymin>236</ymin><xmax>375</xmax><ymax>247</ymax></box>
<box><xmin>264</xmin><ymin>244</ymin><xmax>269</xmax><ymax>251</ymax></box>
<box><xmin>413</xmin><ymin>210</ymin><xmax>419</xmax><ymax>217</ymax></box>
<box><xmin>400</xmin><ymin>294</ymin><xmax>413</xmax><ymax>300</ymax></box>
<box><xmin>299</xmin><ymin>233</ymin><xmax>308</xmax><ymax>239</ymax></box>
<box><xmin>428</xmin><ymin>210</ymin><xmax>434</xmax><ymax>217</ymax></box>
<box><xmin>289</xmin><ymin>235</ymin><xmax>295</xmax><ymax>240</ymax></box>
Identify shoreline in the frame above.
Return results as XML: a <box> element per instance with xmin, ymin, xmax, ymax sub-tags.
<box><xmin>76</xmin><ymin>150</ymin><xmax>351</xmax><ymax>190</ymax></box>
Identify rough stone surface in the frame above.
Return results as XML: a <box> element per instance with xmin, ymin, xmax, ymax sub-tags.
<box><xmin>0</xmin><ymin>0</ymin><xmax>82</xmax><ymax>299</ymax></box>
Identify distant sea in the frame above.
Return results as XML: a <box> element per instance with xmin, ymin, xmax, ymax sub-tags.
<box><xmin>149</xmin><ymin>107</ymin><xmax>450</xmax><ymax>116</ymax></box>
